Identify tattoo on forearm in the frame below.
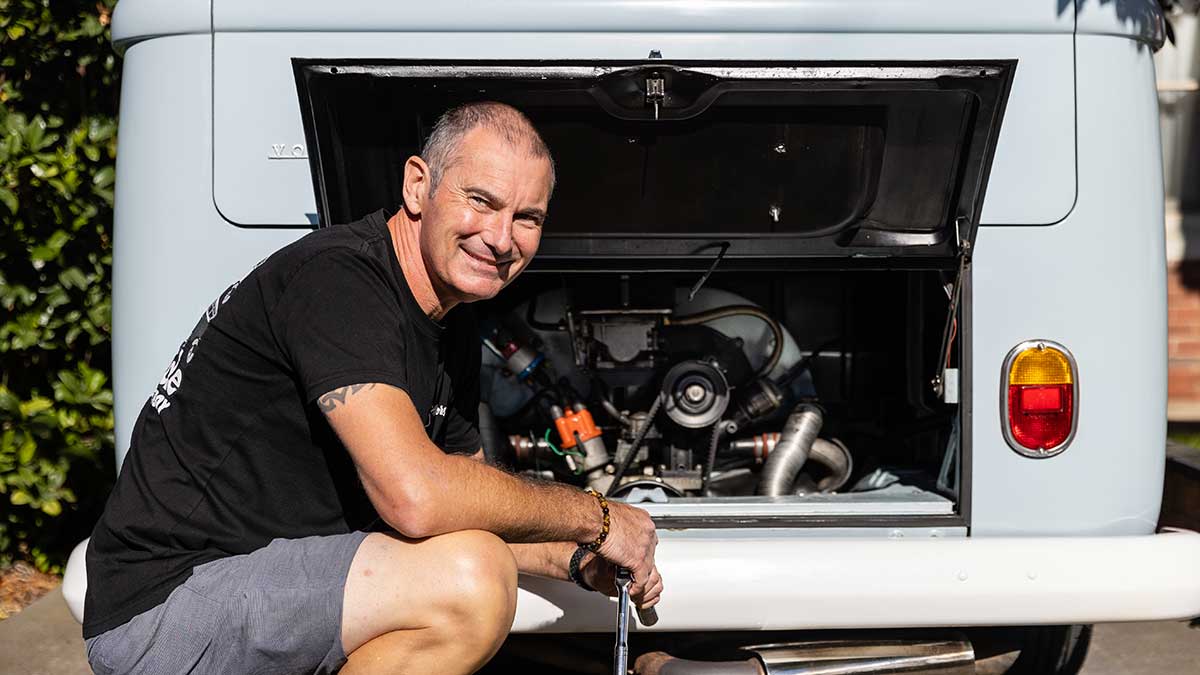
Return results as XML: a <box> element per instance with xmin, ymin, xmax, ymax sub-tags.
<box><xmin>317</xmin><ymin>383</ymin><xmax>376</xmax><ymax>413</ymax></box>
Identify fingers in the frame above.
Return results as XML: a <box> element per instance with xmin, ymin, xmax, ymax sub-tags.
<box><xmin>633</xmin><ymin>565</ymin><xmax>663</xmax><ymax>609</ymax></box>
<box><xmin>582</xmin><ymin>556</ymin><xmax>619</xmax><ymax>597</ymax></box>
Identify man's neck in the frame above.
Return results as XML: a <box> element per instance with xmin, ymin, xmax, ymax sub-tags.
<box><xmin>387</xmin><ymin>209</ymin><xmax>456</xmax><ymax>322</ymax></box>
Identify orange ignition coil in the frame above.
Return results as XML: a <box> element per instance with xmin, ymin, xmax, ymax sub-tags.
<box><xmin>554</xmin><ymin>406</ymin><xmax>602</xmax><ymax>449</ymax></box>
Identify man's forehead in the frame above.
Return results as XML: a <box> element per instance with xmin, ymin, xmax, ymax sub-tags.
<box><xmin>446</xmin><ymin>132</ymin><xmax>552</xmax><ymax>199</ymax></box>
<box><xmin>455</xmin><ymin>126</ymin><xmax>541</xmax><ymax>165</ymax></box>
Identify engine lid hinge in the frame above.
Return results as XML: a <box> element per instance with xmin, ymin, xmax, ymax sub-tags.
<box><xmin>954</xmin><ymin>215</ymin><xmax>973</xmax><ymax>262</ymax></box>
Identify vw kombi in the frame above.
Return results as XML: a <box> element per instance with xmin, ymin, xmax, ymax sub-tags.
<box><xmin>63</xmin><ymin>1</ymin><xmax>1200</xmax><ymax>672</ymax></box>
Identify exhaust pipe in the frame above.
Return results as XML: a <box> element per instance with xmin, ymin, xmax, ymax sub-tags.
<box><xmin>802</xmin><ymin>438</ymin><xmax>854</xmax><ymax>493</ymax></box>
<box><xmin>749</xmin><ymin>637</ymin><xmax>975</xmax><ymax>674</ymax></box>
<box><xmin>757</xmin><ymin>403</ymin><xmax>823</xmax><ymax>496</ymax></box>
<box><xmin>732</xmin><ymin>434</ymin><xmax>854</xmax><ymax>493</ymax></box>
<box><xmin>635</xmin><ymin>652</ymin><xmax>764</xmax><ymax>675</ymax></box>
<box><xmin>636</xmin><ymin>635</ymin><xmax>975</xmax><ymax>675</ymax></box>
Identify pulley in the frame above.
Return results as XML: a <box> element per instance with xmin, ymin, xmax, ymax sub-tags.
<box><xmin>661</xmin><ymin>360</ymin><xmax>730</xmax><ymax>429</ymax></box>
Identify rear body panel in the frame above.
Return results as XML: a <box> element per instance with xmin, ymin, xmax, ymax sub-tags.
<box><xmin>972</xmin><ymin>35</ymin><xmax>1166</xmax><ymax>537</ymax></box>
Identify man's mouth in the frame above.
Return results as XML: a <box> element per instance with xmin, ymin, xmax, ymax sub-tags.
<box><xmin>460</xmin><ymin>245</ymin><xmax>513</xmax><ymax>270</ymax></box>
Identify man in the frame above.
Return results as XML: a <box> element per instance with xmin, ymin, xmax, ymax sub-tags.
<box><xmin>83</xmin><ymin>102</ymin><xmax>662</xmax><ymax>674</ymax></box>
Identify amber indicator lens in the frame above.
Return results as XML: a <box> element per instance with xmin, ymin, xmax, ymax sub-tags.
<box><xmin>1006</xmin><ymin>344</ymin><xmax>1075</xmax><ymax>453</ymax></box>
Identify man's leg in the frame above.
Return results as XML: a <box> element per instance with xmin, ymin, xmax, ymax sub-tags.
<box><xmin>340</xmin><ymin>529</ymin><xmax>519</xmax><ymax>675</ymax></box>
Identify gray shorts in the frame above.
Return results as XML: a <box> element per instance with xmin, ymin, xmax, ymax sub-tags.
<box><xmin>85</xmin><ymin>531</ymin><xmax>370</xmax><ymax>675</ymax></box>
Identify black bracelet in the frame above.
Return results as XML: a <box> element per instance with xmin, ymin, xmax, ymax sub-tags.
<box><xmin>568</xmin><ymin>545</ymin><xmax>595</xmax><ymax>592</ymax></box>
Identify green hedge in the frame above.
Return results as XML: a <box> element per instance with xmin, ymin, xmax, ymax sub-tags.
<box><xmin>0</xmin><ymin>0</ymin><xmax>119</xmax><ymax>572</ymax></box>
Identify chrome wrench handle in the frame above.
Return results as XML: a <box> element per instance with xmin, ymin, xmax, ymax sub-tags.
<box><xmin>615</xmin><ymin>568</ymin><xmax>632</xmax><ymax>675</ymax></box>
<box><xmin>614</xmin><ymin>567</ymin><xmax>661</xmax><ymax>674</ymax></box>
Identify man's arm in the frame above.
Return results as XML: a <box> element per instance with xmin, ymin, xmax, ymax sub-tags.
<box><xmin>508</xmin><ymin>541</ymin><xmax>579</xmax><ymax>580</ymax></box>
<box><xmin>459</xmin><ymin>450</ymin><xmax>625</xmax><ymax>598</ymax></box>
<box><xmin>508</xmin><ymin>542</ymin><xmax>627</xmax><ymax>598</ymax></box>
<box><xmin>319</xmin><ymin>381</ymin><xmax>659</xmax><ymax>598</ymax></box>
<box><xmin>459</xmin><ymin>450</ymin><xmax>579</xmax><ymax>581</ymax></box>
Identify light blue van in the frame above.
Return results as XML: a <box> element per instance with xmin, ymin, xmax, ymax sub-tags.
<box><xmin>63</xmin><ymin>1</ymin><xmax>1200</xmax><ymax>672</ymax></box>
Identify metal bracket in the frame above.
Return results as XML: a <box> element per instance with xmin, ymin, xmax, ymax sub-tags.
<box><xmin>645</xmin><ymin>76</ymin><xmax>665</xmax><ymax>120</ymax></box>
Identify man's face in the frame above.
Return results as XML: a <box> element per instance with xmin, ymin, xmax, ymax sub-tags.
<box><xmin>416</xmin><ymin>127</ymin><xmax>551</xmax><ymax>304</ymax></box>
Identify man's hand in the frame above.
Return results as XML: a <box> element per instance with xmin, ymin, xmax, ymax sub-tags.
<box><xmin>580</xmin><ymin>550</ymin><xmax>664</xmax><ymax>610</ymax></box>
<box><xmin>594</xmin><ymin>500</ymin><xmax>659</xmax><ymax>603</ymax></box>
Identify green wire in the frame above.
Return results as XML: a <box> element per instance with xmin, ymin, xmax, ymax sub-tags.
<box><xmin>544</xmin><ymin>429</ymin><xmax>585</xmax><ymax>474</ymax></box>
<box><xmin>543</xmin><ymin>428</ymin><xmax>563</xmax><ymax>455</ymax></box>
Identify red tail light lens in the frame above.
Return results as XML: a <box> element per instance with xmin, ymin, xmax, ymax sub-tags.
<box><xmin>1002</xmin><ymin>341</ymin><xmax>1077</xmax><ymax>458</ymax></box>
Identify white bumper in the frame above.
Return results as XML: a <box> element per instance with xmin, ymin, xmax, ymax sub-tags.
<box><xmin>512</xmin><ymin>530</ymin><xmax>1200</xmax><ymax>633</ymax></box>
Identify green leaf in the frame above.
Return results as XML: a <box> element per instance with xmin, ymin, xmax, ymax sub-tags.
<box><xmin>18</xmin><ymin>398</ymin><xmax>53</xmax><ymax>417</ymax></box>
<box><xmin>25</xmin><ymin>115</ymin><xmax>45</xmax><ymax>149</ymax></box>
<box><xmin>17</xmin><ymin>437</ymin><xmax>35</xmax><ymax>464</ymax></box>
<box><xmin>0</xmin><ymin>388</ymin><xmax>19</xmax><ymax>415</ymax></box>
<box><xmin>59</xmin><ymin>267</ymin><xmax>88</xmax><ymax>290</ymax></box>
<box><xmin>40</xmin><ymin>500</ymin><xmax>61</xmax><ymax>516</ymax></box>
<box><xmin>30</xmin><ymin>245</ymin><xmax>56</xmax><ymax>262</ymax></box>
<box><xmin>87</xmin><ymin>118</ymin><xmax>116</xmax><ymax>143</ymax></box>
<box><xmin>10</xmin><ymin>490</ymin><xmax>31</xmax><ymax>506</ymax></box>
<box><xmin>0</xmin><ymin>187</ymin><xmax>16</xmax><ymax>214</ymax></box>
<box><xmin>92</xmin><ymin>165</ymin><xmax>114</xmax><ymax>188</ymax></box>
<box><xmin>85</xmin><ymin>368</ymin><xmax>106</xmax><ymax>393</ymax></box>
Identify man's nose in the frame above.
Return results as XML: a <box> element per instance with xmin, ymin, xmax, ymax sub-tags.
<box><xmin>480</xmin><ymin>213</ymin><xmax>514</xmax><ymax>259</ymax></box>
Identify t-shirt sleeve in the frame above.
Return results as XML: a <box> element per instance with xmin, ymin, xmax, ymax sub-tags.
<box><xmin>271</xmin><ymin>249</ymin><xmax>410</xmax><ymax>403</ymax></box>
<box><xmin>440</xmin><ymin>317</ymin><xmax>482</xmax><ymax>454</ymax></box>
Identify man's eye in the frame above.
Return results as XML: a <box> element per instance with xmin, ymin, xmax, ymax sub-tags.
<box><xmin>470</xmin><ymin>195</ymin><xmax>487</xmax><ymax>206</ymax></box>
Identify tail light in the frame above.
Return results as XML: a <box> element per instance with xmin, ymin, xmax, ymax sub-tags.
<box><xmin>1002</xmin><ymin>340</ymin><xmax>1078</xmax><ymax>458</ymax></box>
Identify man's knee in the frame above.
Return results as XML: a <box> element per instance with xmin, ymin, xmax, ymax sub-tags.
<box><xmin>378</xmin><ymin>529</ymin><xmax>514</xmax><ymax>669</ymax></box>
<box><xmin>380</xmin><ymin>530</ymin><xmax>517</xmax><ymax>635</ymax></box>
<box><xmin>438</xmin><ymin>530</ymin><xmax>518</xmax><ymax>635</ymax></box>
<box><xmin>344</xmin><ymin>529</ymin><xmax>517</xmax><ymax>665</ymax></box>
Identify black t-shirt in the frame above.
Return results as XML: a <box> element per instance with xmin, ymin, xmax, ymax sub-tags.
<box><xmin>83</xmin><ymin>209</ymin><xmax>481</xmax><ymax>638</ymax></box>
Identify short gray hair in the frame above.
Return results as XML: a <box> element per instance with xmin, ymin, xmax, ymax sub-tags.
<box><xmin>422</xmin><ymin>102</ymin><xmax>556</xmax><ymax>195</ymax></box>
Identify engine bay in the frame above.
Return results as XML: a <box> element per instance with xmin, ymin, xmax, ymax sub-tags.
<box><xmin>477</xmin><ymin>271</ymin><xmax>962</xmax><ymax>516</ymax></box>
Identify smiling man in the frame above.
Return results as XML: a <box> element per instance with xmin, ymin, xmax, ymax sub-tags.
<box><xmin>82</xmin><ymin>103</ymin><xmax>662</xmax><ymax>675</ymax></box>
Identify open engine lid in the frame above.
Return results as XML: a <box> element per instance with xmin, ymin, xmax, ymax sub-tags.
<box><xmin>294</xmin><ymin>60</ymin><xmax>1013</xmax><ymax>268</ymax></box>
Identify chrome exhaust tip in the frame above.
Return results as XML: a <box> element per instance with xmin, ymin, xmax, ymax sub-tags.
<box><xmin>634</xmin><ymin>634</ymin><xmax>975</xmax><ymax>675</ymax></box>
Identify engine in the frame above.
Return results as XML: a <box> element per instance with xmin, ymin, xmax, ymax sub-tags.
<box><xmin>479</xmin><ymin>284</ymin><xmax>853</xmax><ymax>501</ymax></box>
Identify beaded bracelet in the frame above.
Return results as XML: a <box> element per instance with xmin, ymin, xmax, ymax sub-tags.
<box><xmin>583</xmin><ymin>487</ymin><xmax>610</xmax><ymax>553</ymax></box>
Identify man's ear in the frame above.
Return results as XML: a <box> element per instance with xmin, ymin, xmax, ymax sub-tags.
<box><xmin>401</xmin><ymin>156</ymin><xmax>432</xmax><ymax>216</ymax></box>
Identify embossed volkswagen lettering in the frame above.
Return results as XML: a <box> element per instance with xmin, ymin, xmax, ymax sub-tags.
<box><xmin>268</xmin><ymin>143</ymin><xmax>307</xmax><ymax>159</ymax></box>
